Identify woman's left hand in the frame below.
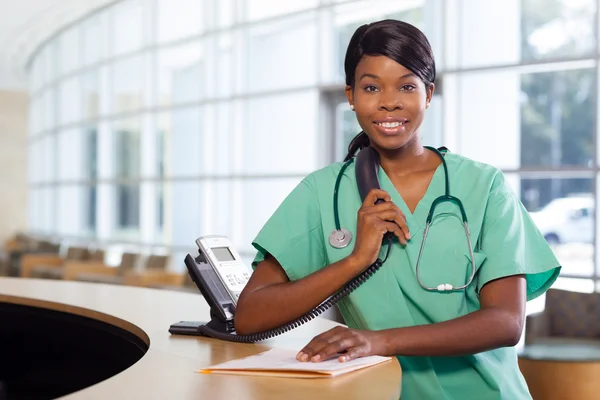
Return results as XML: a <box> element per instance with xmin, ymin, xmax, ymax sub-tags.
<box><xmin>296</xmin><ymin>326</ymin><xmax>387</xmax><ymax>363</ymax></box>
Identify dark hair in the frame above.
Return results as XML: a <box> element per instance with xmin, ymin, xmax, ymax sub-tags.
<box><xmin>343</xmin><ymin>19</ymin><xmax>436</xmax><ymax>161</ymax></box>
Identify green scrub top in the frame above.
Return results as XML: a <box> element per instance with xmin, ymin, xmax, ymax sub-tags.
<box><xmin>251</xmin><ymin>150</ymin><xmax>561</xmax><ymax>400</ymax></box>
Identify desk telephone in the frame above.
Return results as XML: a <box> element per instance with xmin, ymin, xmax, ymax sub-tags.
<box><xmin>169</xmin><ymin>146</ymin><xmax>394</xmax><ymax>342</ymax></box>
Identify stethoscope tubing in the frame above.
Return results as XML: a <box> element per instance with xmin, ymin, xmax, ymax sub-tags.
<box><xmin>329</xmin><ymin>146</ymin><xmax>476</xmax><ymax>292</ymax></box>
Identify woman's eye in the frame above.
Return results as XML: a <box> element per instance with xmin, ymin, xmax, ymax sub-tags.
<box><xmin>364</xmin><ymin>85</ymin><xmax>379</xmax><ymax>92</ymax></box>
<box><xmin>400</xmin><ymin>84</ymin><xmax>416</xmax><ymax>91</ymax></box>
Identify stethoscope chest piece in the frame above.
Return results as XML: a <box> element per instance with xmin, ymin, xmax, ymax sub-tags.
<box><xmin>329</xmin><ymin>228</ymin><xmax>352</xmax><ymax>249</ymax></box>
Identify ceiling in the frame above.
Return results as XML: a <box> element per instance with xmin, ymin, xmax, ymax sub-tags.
<box><xmin>0</xmin><ymin>0</ymin><xmax>114</xmax><ymax>90</ymax></box>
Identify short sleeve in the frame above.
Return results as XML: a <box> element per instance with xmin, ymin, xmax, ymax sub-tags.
<box><xmin>251</xmin><ymin>175</ymin><xmax>328</xmax><ymax>282</ymax></box>
<box><xmin>477</xmin><ymin>172</ymin><xmax>561</xmax><ymax>301</ymax></box>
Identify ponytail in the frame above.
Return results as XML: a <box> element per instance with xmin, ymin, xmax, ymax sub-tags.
<box><xmin>344</xmin><ymin>131</ymin><xmax>370</xmax><ymax>162</ymax></box>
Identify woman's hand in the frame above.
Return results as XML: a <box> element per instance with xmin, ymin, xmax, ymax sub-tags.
<box><xmin>296</xmin><ymin>326</ymin><xmax>387</xmax><ymax>363</ymax></box>
<box><xmin>350</xmin><ymin>188</ymin><xmax>410</xmax><ymax>268</ymax></box>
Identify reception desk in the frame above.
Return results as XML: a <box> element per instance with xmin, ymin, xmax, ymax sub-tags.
<box><xmin>0</xmin><ymin>277</ymin><xmax>402</xmax><ymax>399</ymax></box>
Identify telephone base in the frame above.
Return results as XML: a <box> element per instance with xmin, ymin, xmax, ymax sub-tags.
<box><xmin>169</xmin><ymin>317</ymin><xmax>236</xmax><ymax>337</ymax></box>
<box><xmin>168</xmin><ymin>321</ymin><xmax>207</xmax><ymax>336</ymax></box>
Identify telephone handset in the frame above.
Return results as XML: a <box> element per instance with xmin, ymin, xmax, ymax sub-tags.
<box><xmin>355</xmin><ymin>145</ymin><xmax>383</xmax><ymax>203</ymax></box>
<box><xmin>354</xmin><ymin>146</ymin><xmax>397</xmax><ymax>243</ymax></box>
<box><xmin>169</xmin><ymin>146</ymin><xmax>392</xmax><ymax>342</ymax></box>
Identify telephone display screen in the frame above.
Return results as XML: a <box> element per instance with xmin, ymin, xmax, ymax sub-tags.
<box><xmin>212</xmin><ymin>247</ymin><xmax>235</xmax><ymax>262</ymax></box>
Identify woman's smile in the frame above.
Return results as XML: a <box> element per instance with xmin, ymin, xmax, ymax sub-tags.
<box><xmin>373</xmin><ymin>117</ymin><xmax>409</xmax><ymax>135</ymax></box>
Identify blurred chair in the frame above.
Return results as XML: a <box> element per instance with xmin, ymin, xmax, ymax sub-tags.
<box><xmin>145</xmin><ymin>255</ymin><xmax>170</xmax><ymax>270</ymax></box>
<box><xmin>20</xmin><ymin>247</ymin><xmax>90</xmax><ymax>279</ymax></box>
<box><xmin>525</xmin><ymin>289</ymin><xmax>600</xmax><ymax>345</ymax></box>
<box><xmin>36</xmin><ymin>241</ymin><xmax>62</xmax><ymax>253</ymax></box>
<box><xmin>1</xmin><ymin>237</ymin><xmax>60</xmax><ymax>277</ymax></box>
<box><xmin>125</xmin><ymin>270</ymin><xmax>185</xmax><ymax>288</ymax></box>
<box><xmin>31</xmin><ymin>249</ymin><xmax>105</xmax><ymax>280</ymax></box>
<box><xmin>0</xmin><ymin>236</ymin><xmax>17</xmax><ymax>276</ymax></box>
<box><xmin>54</xmin><ymin>248</ymin><xmax>106</xmax><ymax>278</ymax></box>
<box><xmin>520</xmin><ymin>289</ymin><xmax>600</xmax><ymax>400</ymax></box>
<box><xmin>2</xmin><ymin>235</ymin><xmax>23</xmax><ymax>253</ymax></box>
<box><xmin>74</xmin><ymin>253</ymin><xmax>170</xmax><ymax>287</ymax></box>
<box><xmin>87</xmin><ymin>249</ymin><xmax>105</xmax><ymax>262</ymax></box>
<box><xmin>71</xmin><ymin>252</ymin><xmax>140</xmax><ymax>284</ymax></box>
<box><xmin>121</xmin><ymin>255</ymin><xmax>175</xmax><ymax>287</ymax></box>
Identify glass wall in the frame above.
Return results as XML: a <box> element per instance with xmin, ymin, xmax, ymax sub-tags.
<box><xmin>441</xmin><ymin>0</ymin><xmax>598</xmax><ymax>300</ymax></box>
<box><xmin>27</xmin><ymin>0</ymin><xmax>600</xmax><ymax>296</ymax></box>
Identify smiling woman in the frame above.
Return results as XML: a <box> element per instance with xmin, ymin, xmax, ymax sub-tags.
<box><xmin>233</xmin><ymin>19</ymin><xmax>561</xmax><ymax>400</ymax></box>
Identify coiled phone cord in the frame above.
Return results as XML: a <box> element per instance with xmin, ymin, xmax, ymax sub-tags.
<box><xmin>198</xmin><ymin>236</ymin><xmax>394</xmax><ymax>343</ymax></box>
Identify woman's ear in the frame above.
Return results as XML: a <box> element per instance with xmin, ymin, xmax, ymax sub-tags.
<box><xmin>345</xmin><ymin>85</ymin><xmax>354</xmax><ymax>110</ymax></box>
<box><xmin>426</xmin><ymin>83</ymin><xmax>435</xmax><ymax>109</ymax></box>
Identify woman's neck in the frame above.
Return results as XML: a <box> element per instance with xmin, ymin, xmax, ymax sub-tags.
<box><xmin>377</xmin><ymin>137</ymin><xmax>433</xmax><ymax>177</ymax></box>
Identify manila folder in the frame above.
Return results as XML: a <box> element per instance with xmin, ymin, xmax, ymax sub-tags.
<box><xmin>198</xmin><ymin>347</ymin><xmax>392</xmax><ymax>379</ymax></box>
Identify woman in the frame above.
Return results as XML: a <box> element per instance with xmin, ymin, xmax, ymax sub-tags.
<box><xmin>234</xmin><ymin>19</ymin><xmax>560</xmax><ymax>399</ymax></box>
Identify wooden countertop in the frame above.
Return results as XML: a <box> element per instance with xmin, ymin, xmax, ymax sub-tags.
<box><xmin>0</xmin><ymin>277</ymin><xmax>402</xmax><ymax>399</ymax></box>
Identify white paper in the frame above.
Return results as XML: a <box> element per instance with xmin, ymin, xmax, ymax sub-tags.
<box><xmin>200</xmin><ymin>347</ymin><xmax>391</xmax><ymax>377</ymax></box>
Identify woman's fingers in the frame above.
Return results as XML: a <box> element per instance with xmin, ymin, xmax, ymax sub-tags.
<box><xmin>363</xmin><ymin>205</ymin><xmax>410</xmax><ymax>242</ymax></box>
<box><xmin>383</xmin><ymin>221</ymin><xmax>407</xmax><ymax>245</ymax></box>
<box><xmin>363</xmin><ymin>189</ymin><xmax>391</xmax><ymax>207</ymax></box>
<box><xmin>297</xmin><ymin>327</ymin><xmax>347</xmax><ymax>361</ymax></box>
<box><xmin>297</xmin><ymin>327</ymin><xmax>376</xmax><ymax>363</ymax></box>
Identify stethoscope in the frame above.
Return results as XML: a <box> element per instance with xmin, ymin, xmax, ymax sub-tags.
<box><xmin>328</xmin><ymin>146</ymin><xmax>476</xmax><ymax>292</ymax></box>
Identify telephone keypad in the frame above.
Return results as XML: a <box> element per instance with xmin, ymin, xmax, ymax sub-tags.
<box><xmin>224</xmin><ymin>271</ymin><xmax>250</xmax><ymax>289</ymax></box>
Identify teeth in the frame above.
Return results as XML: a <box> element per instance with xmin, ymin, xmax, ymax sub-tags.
<box><xmin>378</xmin><ymin>122</ymin><xmax>404</xmax><ymax>128</ymax></box>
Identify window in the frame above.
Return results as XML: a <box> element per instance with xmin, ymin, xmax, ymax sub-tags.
<box><xmin>520</xmin><ymin>177</ymin><xmax>594</xmax><ymax>276</ymax></box>
<box><xmin>113</xmin><ymin>55</ymin><xmax>145</xmax><ymax>113</ymax></box>
<box><xmin>59</xmin><ymin>77</ymin><xmax>81</xmax><ymax>125</ymax></box>
<box><xmin>111</xmin><ymin>0</ymin><xmax>148</xmax><ymax>56</ymax></box>
<box><xmin>212</xmin><ymin>34</ymin><xmax>234</xmax><ymax>99</ymax></box>
<box><xmin>244</xmin><ymin>13</ymin><xmax>318</xmax><ymax>93</ymax></box>
<box><xmin>87</xmin><ymin>185</ymin><xmax>97</xmax><ymax>233</ymax></box>
<box><xmin>245</xmin><ymin>0</ymin><xmax>318</xmax><ymax>22</ymax></box>
<box><xmin>323</xmin><ymin>0</ymin><xmax>424</xmax><ymax>84</ymax></box>
<box><xmin>57</xmin><ymin>129</ymin><xmax>86</xmax><ymax>181</ymax></box>
<box><xmin>446</xmin><ymin>0</ymin><xmax>596</xmax><ymax>68</ymax></box>
<box><xmin>521</xmin><ymin>68</ymin><xmax>595</xmax><ymax>168</ymax></box>
<box><xmin>156</xmin><ymin>0</ymin><xmax>203</xmax><ymax>43</ymax></box>
<box><xmin>160</xmin><ymin>108</ymin><xmax>202</xmax><ymax>177</ymax></box>
<box><xmin>156</xmin><ymin>42</ymin><xmax>203</xmax><ymax>106</ymax></box>
<box><xmin>113</xmin><ymin>118</ymin><xmax>141</xmax><ymax>179</ymax></box>
<box><xmin>448</xmin><ymin>66</ymin><xmax>596</xmax><ymax>170</ymax></box>
<box><xmin>58</xmin><ymin>26</ymin><xmax>80</xmax><ymax>76</ymax></box>
<box><xmin>82</xmin><ymin>71</ymin><xmax>99</xmax><ymax>119</ymax></box>
<box><xmin>26</xmin><ymin>0</ymin><xmax>600</xmax><ymax>288</ymax></box>
<box><xmin>86</xmin><ymin>127</ymin><xmax>98</xmax><ymax>180</ymax></box>
<box><xmin>57</xmin><ymin>186</ymin><xmax>87</xmax><ymax>235</ymax></box>
<box><xmin>82</xmin><ymin>12</ymin><xmax>108</xmax><ymax>66</ymax></box>
<box><xmin>242</xmin><ymin>90</ymin><xmax>319</xmax><ymax>174</ymax></box>
<box><xmin>116</xmin><ymin>184</ymin><xmax>140</xmax><ymax>230</ymax></box>
<box><xmin>522</xmin><ymin>0</ymin><xmax>595</xmax><ymax>61</ymax></box>
<box><xmin>167</xmin><ymin>182</ymin><xmax>201</xmax><ymax>246</ymax></box>
<box><xmin>215</xmin><ymin>0</ymin><xmax>235</xmax><ymax>29</ymax></box>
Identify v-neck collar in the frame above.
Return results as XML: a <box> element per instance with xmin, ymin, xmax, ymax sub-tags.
<box><xmin>378</xmin><ymin>150</ymin><xmax>449</xmax><ymax>235</ymax></box>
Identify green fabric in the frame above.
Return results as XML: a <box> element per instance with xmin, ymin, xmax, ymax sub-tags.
<box><xmin>252</xmin><ymin>151</ymin><xmax>561</xmax><ymax>399</ymax></box>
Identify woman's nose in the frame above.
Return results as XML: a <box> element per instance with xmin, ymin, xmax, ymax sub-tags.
<box><xmin>378</xmin><ymin>92</ymin><xmax>403</xmax><ymax>111</ymax></box>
